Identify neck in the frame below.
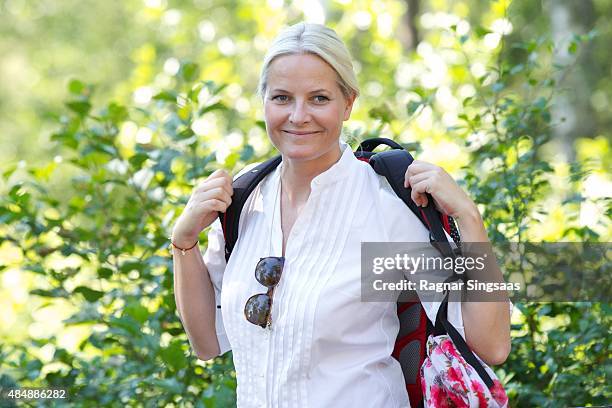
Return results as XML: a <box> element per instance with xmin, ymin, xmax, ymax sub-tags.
<box><xmin>281</xmin><ymin>143</ymin><xmax>342</xmax><ymax>203</ymax></box>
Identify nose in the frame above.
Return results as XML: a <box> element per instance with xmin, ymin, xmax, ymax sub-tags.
<box><xmin>289</xmin><ymin>101</ymin><xmax>311</xmax><ymax>126</ymax></box>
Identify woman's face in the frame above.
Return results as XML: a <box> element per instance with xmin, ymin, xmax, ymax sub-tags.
<box><xmin>263</xmin><ymin>53</ymin><xmax>355</xmax><ymax>163</ymax></box>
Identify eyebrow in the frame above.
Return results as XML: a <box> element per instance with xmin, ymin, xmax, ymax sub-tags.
<box><xmin>270</xmin><ymin>88</ymin><xmax>331</xmax><ymax>94</ymax></box>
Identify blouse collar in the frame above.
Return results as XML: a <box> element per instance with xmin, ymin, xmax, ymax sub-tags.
<box><xmin>309</xmin><ymin>140</ymin><xmax>356</xmax><ymax>189</ymax></box>
<box><xmin>263</xmin><ymin>140</ymin><xmax>358</xmax><ymax>201</ymax></box>
<box><xmin>274</xmin><ymin>140</ymin><xmax>357</xmax><ymax>190</ymax></box>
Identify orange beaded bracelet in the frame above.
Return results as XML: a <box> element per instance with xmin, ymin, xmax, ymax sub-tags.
<box><xmin>169</xmin><ymin>238</ymin><xmax>199</xmax><ymax>255</ymax></box>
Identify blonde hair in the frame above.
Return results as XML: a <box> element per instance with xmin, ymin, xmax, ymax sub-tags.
<box><xmin>257</xmin><ymin>22</ymin><xmax>360</xmax><ymax>101</ymax></box>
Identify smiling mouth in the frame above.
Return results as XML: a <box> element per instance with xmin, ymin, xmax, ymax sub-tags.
<box><xmin>282</xmin><ymin>130</ymin><xmax>321</xmax><ymax>135</ymax></box>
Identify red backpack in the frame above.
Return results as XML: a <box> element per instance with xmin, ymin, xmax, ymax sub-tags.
<box><xmin>219</xmin><ymin>138</ymin><xmax>461</xmax><ymax>407</ymax></box>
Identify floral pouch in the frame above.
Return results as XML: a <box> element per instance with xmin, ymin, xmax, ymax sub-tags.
<box><xmin>420</xmin><ymin>334</ymin><xmax>509</xmax><ymax>407</ymax></box>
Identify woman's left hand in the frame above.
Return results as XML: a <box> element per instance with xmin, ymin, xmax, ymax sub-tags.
<box><xmin>404</xmin><ymin>160</ymin><xmax>476</xmax><ymax>219</ymax></box>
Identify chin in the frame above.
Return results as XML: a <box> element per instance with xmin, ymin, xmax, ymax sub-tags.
<box><xmin>272</xmin><ymin>135</ymin><xmax>320</xmax><ymax>161</ymax></box>
<box><xmin>280</xmin><ymin>145</ymin><xmax>321</xmax><ymax>162</ymax></box>
<box><xmin>271</xmin><ymin>130</ymin><xmax>340</xmax><ymax>163</ymax></box>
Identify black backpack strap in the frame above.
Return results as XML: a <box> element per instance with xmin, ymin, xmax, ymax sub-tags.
<box><xmin>354</xmin><ymin>137</ymin><xmax>404</xmax><ymax>161</ymax></box>
<box><xmin>368</xmin><ymin>149</ymin><xmax>455</xmax><ymax>258</ymax></box>
<box><xmin>218</xmin><ymin>156</ymin><xmax>281</xmax><ymax>261</ymax></box>
<box><xmin>357</xmin><ymin>137</ymin><xmax>404</xmax><ymax>152</ymax></box>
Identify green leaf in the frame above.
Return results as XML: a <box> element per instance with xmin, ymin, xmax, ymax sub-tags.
<box><xmin>74</xmin><ymin>286</ymin><xmax>105</xmax><ymax>302</ymax></box>
<box><xmin>120</xmin><ymin>261</ymin><xmax>144</xmax><ymax>274</ymax></box>
<box><xmin>199</xmin><ymin>102</ymin><xmax>227</xmax><ymax>115</ymax></box>
<box><xmin>159</xmin><ymin>340</ymin><xmax>188</xmax><ymax>371</ymax></box>
<box><xmin>224</xmin><ymin>152</ymin><xmax>240</xmax><ymax>169</ymax></box>
<box><xmin>203</xmin><ymin>80</ymin><xmax>228</xmax><ymax>96</ymax></box>
<box><xmin>176</xmin><ymin>127</ymin><xmax>196</xmax><ymax>140</ymax></box>
<box><xmin>107</xmin><ymin>102</ymin><xmax>128</xmax><ymax>123</ymax></box>
<box><xmin>51</xmin><ymin>130</ymin><xmax>79</xmax><ymax>149</ymax></box>
<box><xmin>26</xmin><ymin>359</ymin><xmax>43</xmax><ymax>380</ymax></box>
<box><xmin>255</xmin><ymin>120</ymin><xmax>267</xmax><ymax>131</ymax></box>
<box><xmin>30</xmin><ymin>161</ymin><xmax>57</xmax><ymax>182</ymax></box>
<box><xmin>474</xmin><ymin>26</ymin><xmax>491</xmax><ymax>37</ymax></box>
<box><xmin>129</xmin><ymin>152</ymin><xmax>149</xmax><ymax>168</ymax></box>
<box><xmin>166</xmin><ymin>327</ymin><xmax>185</xmax><ymax>336</ymax></box>
<box><xmin>180</xmin><ymin>62</ymin><xmax>200</xmax><ymax>82</ymax></box>
<box><xmin>2</xmin><ymin>163</ymin><xmax>18</xmax><ymax>179</ymax></box>
<box><xmin>97</xmin><ymin>267</ymin><xmax>113</xmax><ymax>279</ymax></box>
<box><xmin>124</xmin><ymin>301</ymin><xmax>149</xmax><ymax>324</ymax></box>
<box><xmin>63</xmin><ymin>305</ymin><xmax>101</xmax><ymax>325</ymax></box>
<box><xmin>66</xmin><ymin>100</ymin><xmax>92</xmax><ymax>117</ymax></box>
<box><xmin>148</xmin><ymin>377</ymin><xmax>184</xmax><ymax>393</ymax></box>
<box><xmin>109</xmin><ymin>315</ymin><xmax>140</xmax><ymax>336</ymax></box>
<box><xmin>368</xmin><ymin>103</ymin><xmax>395</xmax><ymax>123</ymax></box>
<box><xmin>68</xmin><ymin>79</ymin><xmax>86</xmax><ymax>95</ymax></box>
<box><xmin>53</xmin><ymin>348</ymin><xmax>74</xmax><ymax>364</ymax></box>
<box><xmin>81</xmin><ymin>142</ymin><xmax>116</xmax><ymax>158</ymax></box>
<box><xmin>188</xmin><ymin>82</ymin><xmax>204</xmax><ymax>102</ymax></box>
<box><xmin>153</xmin><ymin>90</ymin><xmax>178</xmax><ymax>102</ymax></box>
<box><xmin>30</xmin><ymin>288</ymin><xmax>69</xmax><ymax>298</ymax></box>
<box><xmin>406</xmin><ymin>100</ymin><xmax>423</xmax><ymax>116</ymax></box>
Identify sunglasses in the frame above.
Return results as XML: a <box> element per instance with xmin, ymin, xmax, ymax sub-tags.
<box><xmin>244</xmin><ymin>256</ymin><xmax>285</xmax><ymax>328</ymax></box>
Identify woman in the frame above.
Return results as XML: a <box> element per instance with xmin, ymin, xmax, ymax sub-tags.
<box><xmin>171</xmin><ymin>22</ymin><xmax>511</xmax><ymax>407</ymax></box>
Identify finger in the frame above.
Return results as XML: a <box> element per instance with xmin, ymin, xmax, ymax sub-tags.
<box><xmin>405</xmin><ymin>160</ymin><xmax>437</xmax><ymax>181</ymax></box>
<box><xmin>208</xmin><ymin>169</ymin><xmax>230</xmax><ymax>180</ymax></box>
<box><xmin>410</xmin><ymin>179</ymin><xmax>431</xmax><ymax>207</ymax></box>
<box><xmin>195</xmin><ymin>187</ymin><xmax>233</xmax><ymax>206</ymax></box>
<box><xmin>407</xmin><ymin>161</ymin><xmax>437</xmax><ymax>174</ymax></box>
<box><xmin>195</xmin><ymin>176</ymin><xmax>233</xmax><ymax>196</ymax></box>
<box><xmin>408</xmin><ymin>160</ymin><xmax>438</xmax><ymax>173</ymax></box>
<box><xmin>197</xmin><ymin>169</ymin><xmax>233</xmax><ymax>191</ymax></box>
<box><xmin>209</xmin><ymin>176</ymin><xmax>234</xmax><ymax>196</ymax></box>
<box><xmin>405</xmin><ymin>170</ymin><xmax>437</xmax><ymax>188</ymax></box>
<box><xmin>197</xmin><ymin>198</ymin><xmax>229</xmax><ymax>214</ymax></box>
<box><xmin>404</xmin><ymin>167</ymin><xmax>410</xmax><ymax>188</ymax></box>
<box><xmin>195</xmin><ymin>169</ymin><xmax>224</xmax><ymax>187</ymax></box>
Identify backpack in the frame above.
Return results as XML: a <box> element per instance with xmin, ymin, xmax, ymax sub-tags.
<box><xmin>219</xmin><ymin>137</ymin><xmax>462</xmax><ymax>407</ymax></box>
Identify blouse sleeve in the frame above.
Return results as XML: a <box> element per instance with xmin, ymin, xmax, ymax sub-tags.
<box><xmin>202</xmin><ymin>218</ymin><xmax>232</xmax><ymax>355</ymax></box>
<box><xmin>200</xmin><ymin>162</ymin><xmax>262</xmax><ymax>355</ymax></box>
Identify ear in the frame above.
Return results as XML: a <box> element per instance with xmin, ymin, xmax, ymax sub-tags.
<box><xmin>343</xmin><ymin>94</ymin><xmax>356</xmax><ymax>121</ymax></box>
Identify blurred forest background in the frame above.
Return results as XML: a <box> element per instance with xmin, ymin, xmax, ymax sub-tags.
<box><xmin>0</xmin><ymin>0</ymin><xmax>610</xmax><ymax>406</ymax></box>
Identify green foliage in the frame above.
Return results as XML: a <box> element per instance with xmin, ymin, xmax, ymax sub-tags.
<box><xmin>447</xmin><ymin>25</ymin><xmax>611</xmax><ymax>407</ymax></box>
<box><xmin>0</xmin><ymin>69</ymin><xmax>241</xmax><ymax>406</ymax></box>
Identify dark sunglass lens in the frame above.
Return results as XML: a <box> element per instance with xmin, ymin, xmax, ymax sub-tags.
<box><xmin>255</xmin><ymin>257</ymin><xmax>284</xmax><ymax>287</ymax></box>
<box><xmin>244</xmin><ymin>293</ymin><xmax>271</xmax><ymax>328</ymax></box>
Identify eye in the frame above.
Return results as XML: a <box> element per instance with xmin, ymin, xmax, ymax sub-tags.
<box><xmin>271</xmin><ymin>95</ymin><xmax>289</xmax><ymax>103</ymax></box>
<box><xmin>313</xmin><ymin>95</ymin><xmax>330</xmax><ymax>103</ymax></box>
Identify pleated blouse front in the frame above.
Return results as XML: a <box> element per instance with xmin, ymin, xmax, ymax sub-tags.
<box><xmin>203</xmin><ymin>143</ymin><xmax>466</xmax><ymax>408</ymax></box>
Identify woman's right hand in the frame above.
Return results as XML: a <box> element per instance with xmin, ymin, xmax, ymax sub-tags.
<box><xmin>171</xmin><ymin>169</ymin><xmax>233</xmax><ymax>247</ymax></box>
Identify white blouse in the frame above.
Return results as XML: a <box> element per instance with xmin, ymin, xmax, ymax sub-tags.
<box><xmin>203</xmin><ymin>142</ymin><xmax>466</xmax><ymax>408</ymax></box>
